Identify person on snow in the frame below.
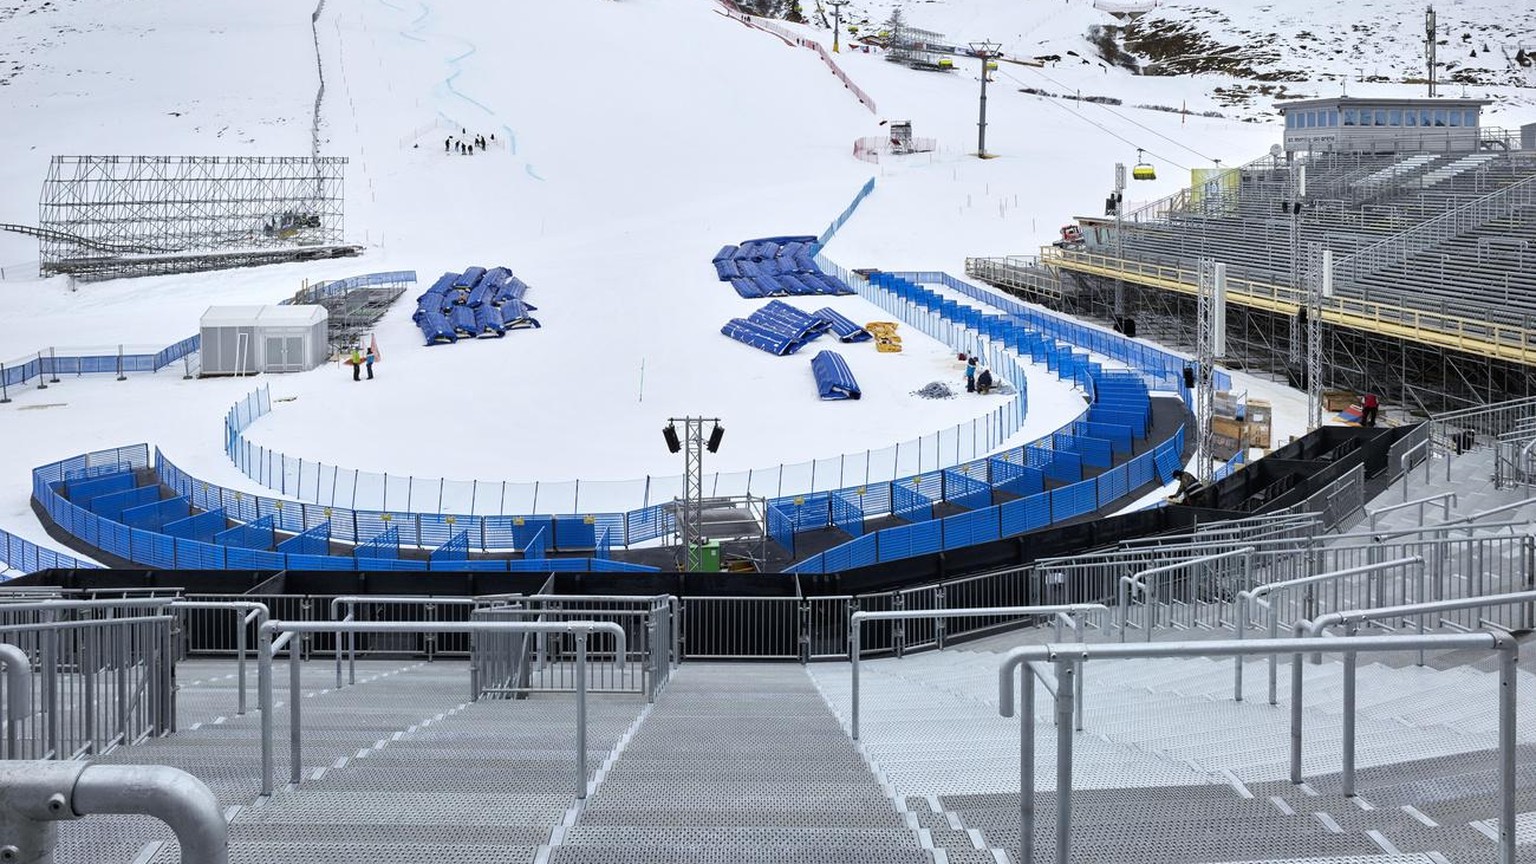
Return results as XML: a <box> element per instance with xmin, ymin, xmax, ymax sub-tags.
<box><xmin>364</xmin><ymin>348</ymin><xmax>376</xmax><ymax>380</ymax></box>
<box><xmin>964</xmin><ymin>355</ymin><xmax>977</xmax><ymax>392</ymax></box>
<box><xmin>977</xmin><ymin>367</ymin><xmax>994</xmax><ymax>394</ymax></box>
<box><xmin>348</xmin><ymin>348</ymin><xmax>362</xmax><ymax>381</ymax></box>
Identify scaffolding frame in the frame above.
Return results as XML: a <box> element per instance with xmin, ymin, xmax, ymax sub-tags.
<box><xmin>38</xmin><ymin>156</ymin><xmax>347</xmax><ymax>280</ymax></box>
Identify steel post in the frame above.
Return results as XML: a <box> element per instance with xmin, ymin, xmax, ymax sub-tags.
<box><xmin>1020</xmin><ymin>665</ymin><xmax>1037</xmax><ymax>864</ymax></box>
<box><xmin>258</xmin><ymin>630</ymin><xmax>273</xmax><ymax>797</ymax></box>
<box><xmin>576</xmin><ymin>632</ymin><xmax>588</xmax><ymax>799</ymax></box>
<box><xmin>288</xmin><ymin>641</ymin><xmax>302</xmax><ymax>786</ymax></box>
<box><xmin>1498</xmin><ymin>646</ymin><xmax>1517</xmax><ymax>864</ymax></box>
<box><xmin>1290</xmin><ymin>646</ymin><xmax>1304</xmax><ymax>785</ymax></box>
<box><xmin>1342</xmin><ymin>621</ymin><xmax>1359</xmax><ymax>796</ymax></box>
<box><xmin>1054</xmin><ymin>658</ymin><xmax>1075</xmax><ymax>864</ymax></box>
<box><xmin>0</xmin><ymin>643</ymin><xmax>33</xmax><ymax>759</ymax></box>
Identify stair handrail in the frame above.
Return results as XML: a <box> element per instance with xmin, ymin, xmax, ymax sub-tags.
<box><xmin>846</xmin><ymin>604</ymin><xmax>1109</xmax><ymax>740</ymax></box>
<box><xmin>167</xmin><ymin>600</ymin><xmax>268</xmax><ymax>717</ymax></box>
<box><xmin>1333</xmin><ymin>172</ymin><xmax>1536</xmax><ymax>285</ymax></box>
<box><xmin>998</xmin><ymin>630</ymin><xmax>1520</xmax><ymax>864</ymax></box>
<box><xmin>0</xmin><ymin>643</ymin><xmax>32</xmax><ymax>758</ymax></box>
<box><xmin>1367</xmin><ymin>492</ymin><xmax>1457</xmax><ymax>529</ymax></box>
<box><xmin>0</xmin><ymin>761</ymin><xmax>228</xmax><ymax>864</ymax></box>
<box><xmin>1233</xmin><ymin>556</ymin><xmax>1426</xmax><ymax>704</ymax></box>
<box><xmin>257</xmin><ymin>618</ymin><xmax>626</xmax><ymax>799</ymax></box>
<box><xmin>1117</xmin><ymin>547</ymin><xmax>1255</xmax><ymax>641</ymax></box>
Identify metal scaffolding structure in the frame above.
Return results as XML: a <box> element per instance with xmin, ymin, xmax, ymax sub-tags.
<box><xmin>38</xmin><ymin>155</ymin><xmax>348</xmax><ymax>280</ymax></box>
<box><xmin>1307</xmin><ymin>245</ymin><xmax>1328</xmax><ymax>431</ymax></box>
<box><xmin>1194</xmin><ymin>259</ymin><xmax>1220</xmax><ymax>482</ymax></box>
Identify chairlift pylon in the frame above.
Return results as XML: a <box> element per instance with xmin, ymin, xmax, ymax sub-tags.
<box><xmin>1132</xmin><ymin>148</ymin><xmax>1157</xmax><ymax>181</ymax></box>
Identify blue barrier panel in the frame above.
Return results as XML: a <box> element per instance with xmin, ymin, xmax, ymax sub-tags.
<box><xmin>63</xmin><ymin>461</ymin><xmax>135</xmax><ymax>483</ymax></box>
<box><xmin>1049</xmin><ymin>481</ymin><xmax>1098</xmax><ymax>522</ymax></box>
<box><xmin>418</xmin><ymin>515</ymin><xmax>469</xmax><ymax>549</ymax></box>
<box><xmin>1154</xmin><ymin>442</ymin><xmax>1184</xmax><ymax>484</ymax></box>
<box><xmin>1097</xmin><ymin>464</ymin><xmax>1130</xmax><ymax>508</ymax></box>
<box><xmin>891</xmin><ymin>483</ymin><xmax>933</xmax><ymax>523</ymax></box>
<box><xmin>990</xmin><ymin>459</ymin><xmax>1045</xmax><ymax>498</ymax></box>
<box><xmin>1044</xmin><ymin>452</ymin><xmax>1083</xmax><ymax>485</ymax></box>
<box><xmin>1024</xmin><ymin>445</ymin><xmax>1054</xmax><ymax>470</ymax></box>
<box><xmin>484</xmin><ymin>516</ymin><xmax>553</xmax><ymax>550</ymax></box>
<box><xmin>163</xmin><ymin>509</ymin><xmax>226</xmax><ymax>544</ymax></box>
<box><xmin>821</xmin><ymin>532</ymin><xmax>877</xmax><ymax>572</ymax></box>
<box><xmin>1128</xmin><ymin>450</ymin><xmax>1156</xmax><ymax>489</ymax></box>
<box><xmin>596</xmin><ymin>528</ymin><xmax>612</xmax><ymax>561</ymax></box>
<box><xmin>354</xmin><ymin>525</ymin><xmax>402</xmax><ymax>559</ymax></box>
<box><xmin>67</xmin><ymin>473</ymin><xmax>135</xmax><ymax>504</ymax></box>
<box><xmin>1081</xmin><ymin>422</ymin><xmax>1134</xmax><ymax>455</ymax></box>
<box><xmin>553</xmin><ymin>517</ymin><xmax>598</xmax><ymax>550</ymax></box>
<box><xmin>88</xmin><ymin>486</ymin><xmax>159</xmax><ymax>520</ymax></box>
<box><xmin>875</xmin><ymin>520</ymin><xmax>942</xmax><ymax>562</ymax></box>
<box><xmin>430</xmin><ymin>559</ymin><xmax>511</xmax><ymax>572</ymax></box>
<box><xmin>126</xmin><ymin>528</ymin><xmax>174</xmax><ymax>567</ymax></box>
<box><xmin>121</xmin><ymin>497</ymin><xmax>190</xmax><ymax>533</ymax></box>
<box><xmin>510</xmin><ymin>558</ymin><xmax>586</xmax><ymax>572</ymax></box>
<box><xmin>285</xmin><ymin>553</ymin><xmax>355</xmax><ymax>570</ymax></box>
<box><xmin>942</xmin><ymin>469</ymin><xmax>992</xmax><ymax>511</ymax></box>
<box><xmin>1064</xmin><ymin>435</ymin><xmax>1114</xmax><ymax>469</ymax></box>
<box><xmin>768</xmin><ymin>492</ymin><xmax>832</xmax><ymax>532</ymax></box>
<box><xmin>357</xmin><ymin>557</ymin><xmax>428</xmax><ymax>571</ymax></box>
<box><xmin>942</xmin><ymin>508</ymin><xmax>1000</xmax><ymax>550</ymax></box>
<box><xmin>767</xmin><ymin>505</ymin><xmax>795</xmax><ymax>556</ymax></box>
<box><xmin>172</xmin><ymin>537</ymin><xmax>225</xmax><ymax>569</ymax></box>
<box><xmin>786</xmin><ymin>553</ymin><xmax>824</xmax><ymax>574</ymax></box>
<box><xmin>215</xmin><ymin>515</ymin><xmax>276</xmax><ymax>551</ymax></box>
<box><xmin>998</xmin><ymin>492</ymin><xmax>1047</xmax><ymax>537</ymax></box>
<box><xmin>587</xmin><ymin>559</ymin><xmax>662</xmax><ymax>573</ymax></box>
<box><xmin>525</xmin><ymin>527</ymin><xmax>548</xmax><ymax>560</ymax></box>
<box><xmin>1088</xmin><ymin>407</ymin><xmax>1147</xmax><ymax>438</ymax></box>
<box><xmin>277</xmin><ymin>521</ymin><xmax>331</xmax><ymax>556</ymax></box>
<box><xmin>831</xmin><ymin>492</ymin><xmax>863</xmax><ymax>538</ymax></box>
<box><xmin>97</xmin><ymin>519</ymin><xmax>130</xmax><ymax>560</ymax></box>
<box><xmin>624</xmin><ymin>506</ymin><xmax>672</xmax><ymax>545</ymax></box>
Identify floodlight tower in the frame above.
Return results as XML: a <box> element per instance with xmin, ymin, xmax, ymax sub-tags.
<box><xmin>828</xmin><ymin>0</ymin><xmax>848</xmax><ymax>52</ymax></box>
<box><xmin>663</xmin><ymin>417</ymin><xmax>724</xmax><ymax>570</ymax></box>
<box><xmin>968</xmin><ymin>41</ymin><xmax>1004</xmax><ymax>158</ymax></box>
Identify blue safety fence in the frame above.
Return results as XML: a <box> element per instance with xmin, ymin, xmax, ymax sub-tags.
<box><xmin>163</xmin><ymin>510</ymin><xmax>226</xmax><ymax>544</ymax></box>
<box><xmin>891</xmin><ymin>483</ymin><xmax>933</xmax><ymax>522</ymax></box>
<box><xmin>0</xmin><ymin>526</ymin><xmax>98</xmax><ymax>576</ymax></box>
<box><xmin>1079</xmin><ymin>421</ymin><xmax>1134</xmax><ymax>455</ymax></box>
<box><xmin>215</xmin><ymin>515</ymin><xmax>276</xmax><ymax>551</ymax></box>
<box><xmin>121</xmin><ymin>497</ymin><xmax>190</xmax><ymax>532</ymax></box>
<box><xmin>429</xmin><ymin>530</ymin><xmax>470</xmax><ymax>563</ymax></box>
<box><xmin>1045</xmin><ymin>451</ymin><xmax>1084</xmax><ymax>484</ymax></box>
<box><xmin>356</xmin><ymin>526</ymin><xmax>400</xmax><ymax>560</ymax></box>
<box><xmin>67</xmin><ymin>472</ymin><xmax>136</xmax><ymax>505</ymax></box>
<box><xmin>767</xmin><ymin>505</ymin><xmax>795</xmax><ymax>557</ymax></box>
<box><xmin>1213</xmin><ymin>449</ymin><xmax>1247</xmax><ymax>483</ymax></box>
<box><xmin>989</xmin><ymin>459</ymin><xmax>1045</xmax><ymax>498</ymax></box>
<box><xmin>525</xmin><ymin>527</ymin><xmax>548</xmax><ymax>560</ymax></box>
<box><xmin>277</xmin><ymin>521</ymin><xmax>331</xmax><ymax>556</ymax></box>
<box><xmin>819</xmin><ymin>177</ymin><xmax>876</xmax><ymax>246</ymax></box>
<box><xmin>1</xmin><ymin>335</ymin><xmax>200</xmax><ymax>391</ymax></box>
<box><xmin>789</xmin><ymin>426</ymin><xmax>1186</xmax><ymax>574</ymax></box>
<box><xmin>830</xmin><ymin>491</ymin><xmax>864</xmax><ymax>537</ymax></box>
<box><xmin>595</xmin><ymin>528</ymin><xmax>612</xmax><ymax>561</ymax></box>
<box><xmin>87</xmin><ymin>486</ymin><xmax>159</xmax><ymax>521</ymax></box>
<box><xmin>942</xmin><ymin>468</ymin><xmax>991</xmax><ymax>511</ymax></box>
<box><xmin>1057</xmin><ymin>434</ymin><xmax>1114</xmax><ymax>469</ymax></box>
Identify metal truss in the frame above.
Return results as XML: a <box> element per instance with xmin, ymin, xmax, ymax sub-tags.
<box><xmin>38</xmin><ymin>155</ymin><xmax>347</xmax><ymax>280</ymax></box>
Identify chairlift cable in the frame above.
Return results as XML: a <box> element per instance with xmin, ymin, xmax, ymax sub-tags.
<box><xmin>1004</xmin><ymin>71</ymin><xmax>1192</xmax><ymax>171</ymax></box>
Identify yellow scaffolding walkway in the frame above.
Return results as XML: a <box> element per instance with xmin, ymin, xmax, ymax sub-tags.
<box><xmin>1041</xmin><ymin>247</ymin><xmax>1536</xmax><ymax>367</ymax></box>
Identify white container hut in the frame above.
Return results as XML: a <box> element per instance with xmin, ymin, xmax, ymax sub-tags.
<box><xmin>199</xmin><ymin>305</ymin><xmax>329</xmax><ymax>375</ymax></box>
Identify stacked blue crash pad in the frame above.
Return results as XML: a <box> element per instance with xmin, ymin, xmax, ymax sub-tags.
<box><xmin>721</xmin><ymin>300</ymin><xmax>835</xmax><ymax>356</ymax></box>
<box><xmin>413</xmin><ymin>267</ymin><xmax>540</xmax><ymax>345</ymax></box>
<box><xmin>810</xmin><ymin>350</ymin><xmax>860</xmax><ymax>400</ymax></box>
<box><xmin>712</xmin><ymin>236</ymin><xmax>855</xmax><ymax>298</ymax></box>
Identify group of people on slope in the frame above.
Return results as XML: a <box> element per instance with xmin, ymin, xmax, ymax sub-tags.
<box><xmin>962</xmin><ymin>354</ymin><xmax>993</xmax><ymax>394</ymax></box>
<box><xmin>444</xmin><ymin>129</ymin><xmax>493</xmax><ymax>156</ymax></box>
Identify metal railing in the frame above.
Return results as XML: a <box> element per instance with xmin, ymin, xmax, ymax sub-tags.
<box><xmin>998</xmin><ymin>632</ymin><xmax>1521</xmax><ymax>864</ymax></box>
<box><xmin>847</xmin><ymin>604</ymin><xmax>1109</xmax><ymax>740</ymax></box>
<box><xmin>168</xmin><ymin>600</ymin><xmax>268</xmax><ymax>716</ymax></box>
<box><xmin>1303</xmin><ymin>590</ymin><xmax>1536</xmax><ymax>666</ymax></box>
<box><xmin>1117</xmin><ymin>547</ymin><xmax>1255</xmax><ymax>639</ymax></box>
<box><xmin>0</xmin><ymin>761</ymin><xmax>228</xmax><ymax>864</ymax></box>
<box><xmin>1370</xmin><ymin>491</ymin><xmax>1456</xmax><ymax>527</ymax></box>
<box><xmin>1234</xmin><ymin>557</ymin><xmax>1426</xmax><ymax>703</ymax></box>
<box><xmin>0</xmin><ymin>599</ymin><xmax>176</xmax><ymax>760</ymax></box>
<box><xmin>257</xmin><ymin>619</ymin><xmax>627</xmax><ymax>798</ymax></box>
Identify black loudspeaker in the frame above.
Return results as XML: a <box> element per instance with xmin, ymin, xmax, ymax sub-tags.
<box><xmin>1183</xmin><ymin>367</ymin><xmax>1196</xmax><ymax>389</ymax></box>
<box><xmin>707</xmin><ymin>425</ymin><xmax>725</xmax><ymax>453</ymax></box>
<box><xmin>1122</xmin><ymin>317</ymin><xmax>1137</xmax><ymax>338</ymax></box>
<box><xmin>663</xmin><ymin>425</ymin><xmax>681</xmax><ymax>453</ymax></box>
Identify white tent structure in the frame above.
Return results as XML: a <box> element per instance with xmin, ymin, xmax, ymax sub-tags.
<box><xmin>199</xmin><ymin>305</ymin><xmax>329</xmax><ymax>376</ymax></box>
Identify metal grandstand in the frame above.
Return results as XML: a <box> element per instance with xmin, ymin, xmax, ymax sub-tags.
<box><xmin>968</xmin><ymin>126</ymin><xmax>1536</xmax><ymax>413</ymax></box>
<box><xmin>31</xmin><ymin>155</ymin><xmax>355</xmax><ymax>281</ymax></box>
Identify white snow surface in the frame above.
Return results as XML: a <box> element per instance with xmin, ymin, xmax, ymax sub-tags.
<box><xmin>2</xmin><ymin>0</ymin><xmax>1502</xmax><ymax>561</ymax></box>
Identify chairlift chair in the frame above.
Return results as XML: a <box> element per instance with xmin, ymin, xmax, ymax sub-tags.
<box><xmin>1132</xmin><ymin>148</ymin><xmax>1157</xmax><ymax>180</ymax></box>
